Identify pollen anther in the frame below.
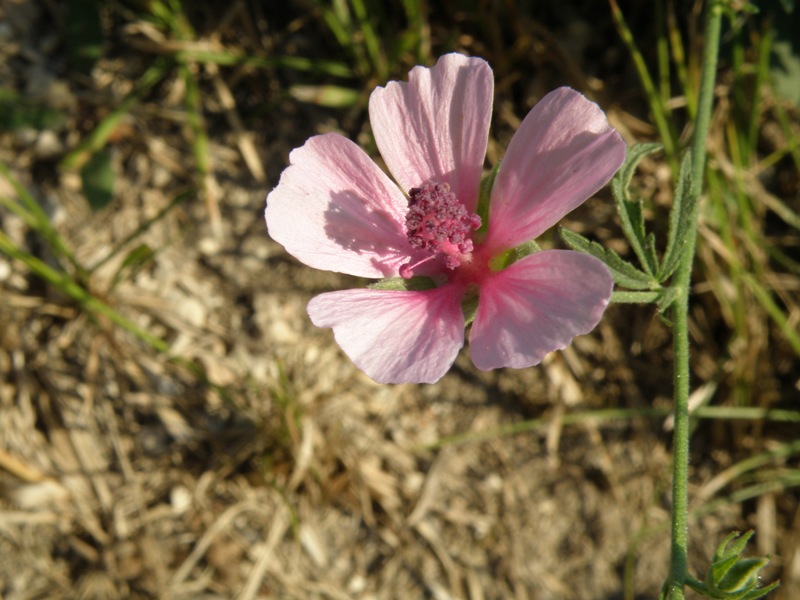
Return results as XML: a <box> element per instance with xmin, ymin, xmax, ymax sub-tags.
<box><xmin>400</xmin><ymin>183</ymin><xmax>481</xmax><ymax>278</ymax></box>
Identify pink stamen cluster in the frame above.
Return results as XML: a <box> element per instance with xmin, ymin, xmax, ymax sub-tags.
<box><xmin>400</xmin><ymin>182</ymin><xmax>481</xmax><ymax>278</ymax></box>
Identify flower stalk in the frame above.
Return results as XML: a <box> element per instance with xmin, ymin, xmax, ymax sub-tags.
<box><xmin>662</xmin><ymin>2</ymin><xmax>724</xmax><ymax>598</ymax></box>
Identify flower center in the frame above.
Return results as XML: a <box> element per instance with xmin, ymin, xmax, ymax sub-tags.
<box><xmin>399</xmin><ymin>182</ymin><xmax>482</xmax><ymax>279</ymax></box>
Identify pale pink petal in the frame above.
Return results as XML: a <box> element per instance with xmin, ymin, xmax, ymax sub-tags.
<box><xmin>369</xmin><ymin>53</ymin><xmax>493</xmax><ymax>212</ymax></box>
<box><xmin>308</xmin><ymin>286</ymin><xmax>465</xmax><ymax>384</ymax></box>
<box><xmin>484</xmin><ymin>88</ymin><xmax>626</xmax><ymax>253</ymax></box>
<box><xmin>469</xmin><ymin>250</ymin><xmax>613</xmax><ymax>370</ymax></box>
<box><xmin>266</xmin><ymin>133</ymin><xmax>419</xmax><ymax>278</ymax></box>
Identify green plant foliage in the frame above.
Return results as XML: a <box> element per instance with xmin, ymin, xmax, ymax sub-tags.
<box><xmin>80</xmin><ymin>149</ymin><xmax>115</xmax><ymax>211</ymax></box>
<box><xmin>685</xmin><ymin>531</ymin><xmax>780</xmax><ymax>600</ymax></box>
<box><xmin>475</xmin><ymin>163</ymin><xmax>499</xmax><ymax>236</ymax></box>
<box><xmin>769</xmin><ymin>7</ymin><xmax>800</xmax><ymax>104</ymax></box>
<box><xmin>0</xmin><ymin>89</ymin><xmax>66</xmax><ymax>131</ymax></box>
<box><xmin>659</xmin><ymin>152</ymin><xmax>696</xmax><ymax>282</ymax></box>
<box><xmin>611</xmin><ymin>143</ymin><xmax>662</xmax><ymax>276</ymax></box>
<box><xmin>109</xmin><ymin>244</ymin><xmax>155</xmax><ymax>291</ymax></box>
<box><xmin>65</xmin><ymin>0</ymin><xmax>105</xmax><ymax>76</ymax></box>
<box><xmin>560</xmin><ymin>227</ymin><xmax>659</xmax><ymax>291</ymax></box>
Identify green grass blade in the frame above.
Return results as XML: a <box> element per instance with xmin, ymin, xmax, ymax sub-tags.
<box><xmin>88</xmin><ymin>188</ymin><xmax>193</xmax><ymax>273</ymax></box>
<box><xmin>609</xmin><ymin>0</ymin><xmax>677</xmax><ymax>166</ymax></box>
<box><xmin>667</xmin><ymin>2</ymin><xmax>696</xmax><ymax>119</ymax></box>
<box><xmin>60</xmin><ymin>58</ymin><xmax>172</xmax><ymax>171</ymax></box>
<box><xmin>176</xmin><ymin>48</ymin><xmax>354</xmax><ymax>78</ymax></box>
<box><xmin>349</xmin><ymin>0</ymin><xmax>387</xmax><ymax>79</ymax></box>
<box><xmin>0</xmin><ymin>230</ymin><xmax>169</xmax><ymax>353</ymax></box>
<box><xmin>423</xmin><ymin>406</ymin><xmax>800</xmax><ymax>451</ymax></box>
<box><xmin>0</xmin><ymin>159</ymin><xmax>80</xmax><ymax>272</ymax></box>
<box><xmin>741</xmin><ymin>272</ymin><xmax>800</xmax><ymax>356</ymax></box>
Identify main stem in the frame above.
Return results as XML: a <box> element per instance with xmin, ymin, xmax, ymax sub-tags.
<box><xmin>663</xmin><ymin>2</ymin><xmax>723</xmax><ymax>598</ymax></box>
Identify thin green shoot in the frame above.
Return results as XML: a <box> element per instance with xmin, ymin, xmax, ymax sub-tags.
<box><xmin>609</xmin><ymin>0</ymin><xmax>678</xmax><ymax>168</ymax></box>
<box><xmin>0</xmin><ymin>160</ymin><xmax>82</xmax><ymax>275</ymax></box>
<box><xmin>60</xmin><ymin>59</ymin><xmax>172</xmax><ymax>171</ymax></box>
<box><xmin>422</xmin><ymin>405</ymin><xmax>800</xmax><ymax>452</ymax></box>
<box><xmin>0</xmin><ymin>230</ymin><xmax>169</xmax><ymax>353</ymax></box>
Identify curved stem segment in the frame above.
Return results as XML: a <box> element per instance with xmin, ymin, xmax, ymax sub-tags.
<box><xmin>663</xmin><ymin>2</ymin><xmax>723</xmax><ymax>598</ymax></box>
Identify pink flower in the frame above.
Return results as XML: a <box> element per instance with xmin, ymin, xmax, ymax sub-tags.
<box><xmin>266</xmin><ymin>54</ymin><xmax>626</xmax><ymax>384</ymax></box>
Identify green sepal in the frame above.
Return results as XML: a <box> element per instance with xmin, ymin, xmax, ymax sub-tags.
<box><xmin>368</xmin><ymin>276</ymin><xmax>437</xmax><ymax>291</ymax></box>
<box><xmin>659</xmin><ymin>151</ymin><xmax>697</xmax><ymax>282</ymax></box>
<box><xmin>462</xmin><ymin>292</ymin><xmax>479</xmax><ymax>326</ymax></box>
<box><xmin>488</xmin><ymin>240</ymin><xmax>541</xmax><ymax>271</ymax></box>
<box><xmin>476</xmin><ymin>162</ymin><xmax>500</xmax><ymax>235</ymax></box>
<box><xmin>560</xmin><ymin>227</ymin><xmax>659</xmax><ymax>291</ymax></box>
<box><xmin>510</xmin><ymin>240</ymin><xmax>540</xmax><ymax>262</ymax></box>
<box><xmin>611</xmin><ymin>142</ymin><xmax>662</xmax><ymax>276</ymax></box>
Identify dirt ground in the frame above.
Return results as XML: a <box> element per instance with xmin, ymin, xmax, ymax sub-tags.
<box><xmin>0</xmin><ymin>1</ymin><xmax>797</xmax><ymax>599</ymax></box>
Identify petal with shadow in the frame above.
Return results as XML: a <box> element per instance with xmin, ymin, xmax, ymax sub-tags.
<box><xmin>266</xmin><ymin>133</ymin><xmax>415</xmax><ymax>278</ymax></box>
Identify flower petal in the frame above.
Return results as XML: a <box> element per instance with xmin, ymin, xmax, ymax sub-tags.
<box><xmin>469</xmin><ymin>250</ymin><xmax>613</xmax><ymax>370</ymax></box>
<box><xmin>266</xmin><ymin>133</ymin><xmax>416</xmax><ymax>278</ymax></box>
<box><xmin>485</xmin><ymin>88</ymin><xmax>626</xmax><ymax>253</ymax></box>
<box><xmin>369</xmin><ymin>53</ymin><xmax>493</xmax><ymax>212</ymax></box>
<box><xmin>308</xmin><ymin>286</ymin><xmax>465</xmax><ymax>384</ymax></box>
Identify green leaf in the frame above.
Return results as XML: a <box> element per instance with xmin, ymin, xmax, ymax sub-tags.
<box><xmin>80</xmin><ymin>149</ymin><xmax>115</xmax><ymax>211</ymax></box>
<box><xmin>560</xmin><ymin>228</ymin><xmax>659</xmax><ymax>290</ymax></box>
<box><xmin>656</xmin><ymin>284</ymin><xmax>680</xmax><ymax>322</ymax></box>
<box><xmin>715</xmin><ymin>531</ymin><xmax>756</xmax><ymax>563</ymax></box>
<box><xmin>697</xmin><ymin>531</ymin><xmax>780</xmax><ymax>600</ymax></box>
<box><xmin>686</xmin><ymin>577</ymin><xmax>725</xmax><ymax>599</ymax></box>
<box><xmin>615</xmin><ymin>143</ymin><xmax>662</xmax><ymax>201</ymax></box>
<box><xmin>659</xmin><ymin>151</ymin><xmax>696</xmax><ymax>282</ymax></box>
<box><xmin>719</xmin><ymin>558</ymin><xmax>769</xmax><ymax>592</ymax></box>
<box><xmin>738</xmin><ymin>581</ymin><xmax>781</xmax><ymax>600</ymax></box>
<box><xmin>710</xmin><ymin>554</ymin><xmax>742</xmax><ymax>587</ymax></box>
<box><xmin>65</xmin><ymin>0</ymin><xmax>105</xmax><ymax>76</ymax></box>
<box><xmin>612</xmin><ymin>143</ymin><xmax>662</xmax><ymax>276</ymax></box>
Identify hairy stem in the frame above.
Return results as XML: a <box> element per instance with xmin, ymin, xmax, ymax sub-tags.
<box><xmin>662</xmin><ymin>2</ymin><xmax>723</xmax><ymax>598</ymax></box>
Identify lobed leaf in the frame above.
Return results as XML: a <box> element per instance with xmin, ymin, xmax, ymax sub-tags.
<box><xmin>611</xmin><ymin>143</ymin><xmax>662</xmax><ymax>276</ymax></box>
<box><xmin>560</xmin><ymin>228</ymin><xmax>659</xmax><ymax>291</ymax></box>
<box><xmin>659</xmin><ymin>151</ymin><xmax>697</xmax><ymax>282</ymax></box>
